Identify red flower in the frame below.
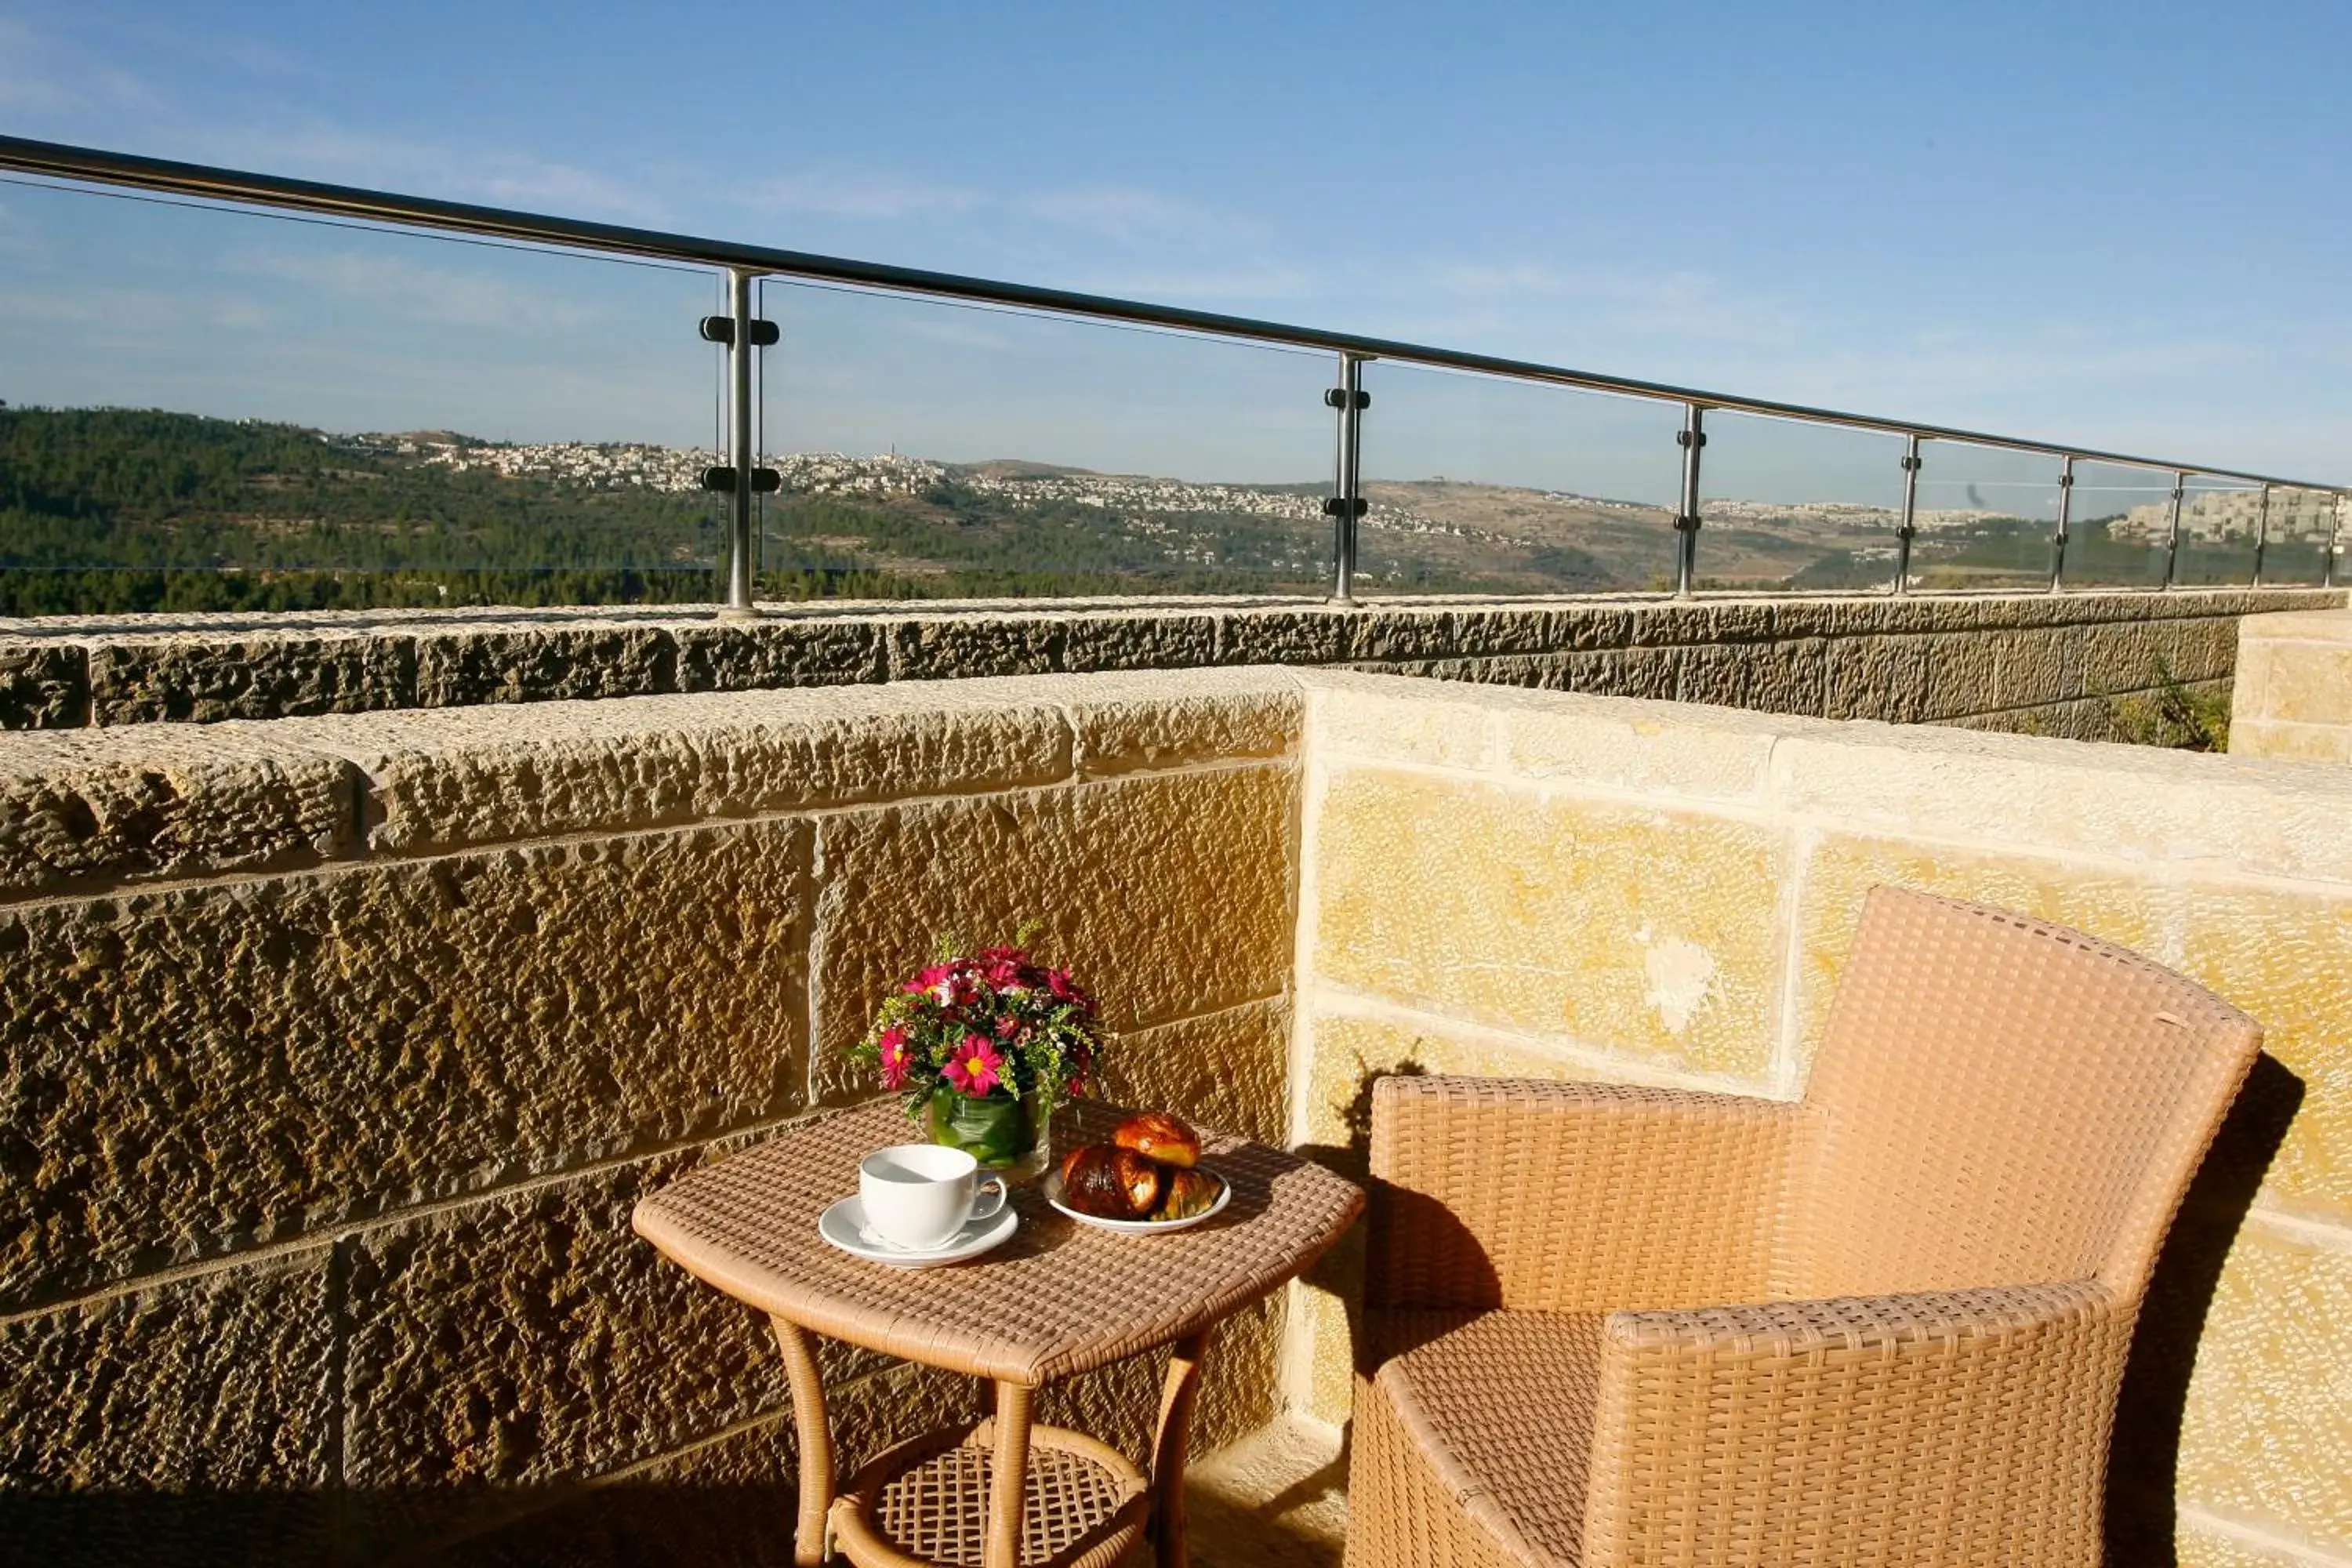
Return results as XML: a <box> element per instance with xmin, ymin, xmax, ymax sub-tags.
<box><xmin>942</xmin><ymin>1033</ymin><xmax>1007</xmax><ymax>1097</ymax></box>
<box><xmin>877</xmin><ymin>1026</ymin><xmax>913</xmax><ymax>1091</ymax></box>
<box><xmin>993</xmin><ymin>1014</ymin><xmax>1020</xmax><ymax>1039</ymax></box>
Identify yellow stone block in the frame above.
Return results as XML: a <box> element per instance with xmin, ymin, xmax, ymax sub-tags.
<box><xmin>2260</xmin><ymin>642</ymin><xmax>2352</xmax><ymax>728</ymax></box>
<box><xmin>1798</xmin><ymin>837</ymin><xmax>2352</xmax><ymax>1223</ymax></box>
<box><xmin>2176</xmin><ymin>1222</ymin><xmax>2352</xmax><ymax>1555</ymax></box>
<box><xmin>1311</xmin><ymin>766</ymin><xmax>1786</xmax><ymax>1080</ymax></box>
<box><xmin>2174</xmin><ymin>1523</ymin><xmax>2324</xmax><ymax>1568</ymax></box>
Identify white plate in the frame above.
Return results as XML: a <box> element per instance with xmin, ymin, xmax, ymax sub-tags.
<box><xmin>818</xmin><ymin>1195</ymin><xmax>1018</xmax><ymax>1269</ymax></box>
<box><xmin>1043</xmin><ymin>1167</ymin><xmax>1232</xmax><ymax>1233</ymax></box>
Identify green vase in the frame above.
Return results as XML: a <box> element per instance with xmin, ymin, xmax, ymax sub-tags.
<box><xmin>926</xmin><ymin>1088</ymin><xmax>1051</xmax><ymax>1183</ymax></box>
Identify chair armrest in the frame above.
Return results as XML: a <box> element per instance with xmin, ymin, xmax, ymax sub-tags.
<box><xmin>1366</xmin><ymin>1075</ymin><xmax>1794</xmax><ymax>1315</ymax></box>
<box><xmin>1584</xmin><ymin>1279</ymin><xmax>2125</xmax><ymax>1566</ymax></box>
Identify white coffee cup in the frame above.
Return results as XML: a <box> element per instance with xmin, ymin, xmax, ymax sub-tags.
<box><xmin>858</xmin><ymin>1144</ymin><xmax>1007</xmax><ymax>1250</ymax></box>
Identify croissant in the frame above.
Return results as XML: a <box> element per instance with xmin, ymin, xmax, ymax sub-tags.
<box><xmin>1058</xmin><ymin>1143</ymin><xmax>1164</xmax><ymax>1219</ymax></box>
<box><xmin>1153</xmin><ymin>1166</ymin><xmax>1221</xmax><ymax>1221</ymax></box>
<box><xmin>1113</xmin><ymin>1110</ymin><xmax>1200</xmax><ymax>1168</ymax></box>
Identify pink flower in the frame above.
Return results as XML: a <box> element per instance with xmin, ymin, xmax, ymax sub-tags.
<box><xmin>877</xmin><ymin>1027</ymin><xmax>913</xmax><ymax>1091</ymax></box>
<box><xmin>993</xmin><ymin>1014</ymin><xmax>1020</xmax><ymax>1039</ymax></box>
<box><xmin>942</xmin><ymin>1033</ymin><xmax>1007</xmax><ymax>1097</ymax></box>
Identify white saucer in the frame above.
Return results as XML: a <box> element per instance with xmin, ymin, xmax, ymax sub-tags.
<box><xmin>1042</xmin><ymin>1167</ymin><xmax>1232</xmax><ymax>1233</ymax></box>
<box><xmin>818</xmin><ymin>1195</ymin><xmax>1018</xmax><ymax>1269</ymax></box>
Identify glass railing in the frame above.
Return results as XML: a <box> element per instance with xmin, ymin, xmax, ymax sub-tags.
<box><xmin>1353</xmin><ymin>362</ymin><xmax>1680</xmax><ymax>595</ymax></box>
<box><xmin>1694</xmin><ymin>412</ymin><xmax>1907</xmax><ymax>593</ymax></box>
<box><xmin>0</xmin><ymin>132</ymin><xmax>2343</xmax><ymax>619</ymax></box>
<box><xmin>753</xmin><ymin>279</ymin><xmax>1330</xmax><ymax>600</ymax></box>
<box><xmin>0</xmin><ymin>173</ymin><xmax>723</xmax><ymax>616</ymax></box>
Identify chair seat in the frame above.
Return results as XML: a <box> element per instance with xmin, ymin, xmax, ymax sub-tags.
<box><xmin>1360</xmin><ymin>1309</ymin><xmax>1606</xmax><ymax>1568</ymax></box>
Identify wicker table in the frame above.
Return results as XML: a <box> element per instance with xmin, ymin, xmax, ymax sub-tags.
<box><xmin>633</xmin><ymin>1101</ymin><xmax>1363</xmax><ymax>1568</ymax></box>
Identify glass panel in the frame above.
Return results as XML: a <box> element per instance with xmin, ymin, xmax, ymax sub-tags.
<box><xmin>2171</xmin><ymin>477</ymin><xmax>2263</xmax><ymax>586</ymax></box>
<box><xmin>1905</xmin><ymin>442</ymin><xmax>2063</xmax><ymax>592</ymax></box>
<box><xmin>2059</xmin><ymin>461</ymin><xmax>2176</xmax><ymax>588</ymax></box>
<box><xmin>1697</xmin><ymin>412</ymin><xmax>1906</xmax><ymax>592</ymax></box>
<box><xmin>0</xmin><ymin>177</ymin><xmax>721</xmax><ymax>616</ymax></box>
<box><xmin>1352</xmin><ymin>361</ymin><xmax>1682</xmax><ymax>595</ymax></box>
<box><xmin>756</xmin><ymin>278</ymin><xmax>1330</xmax><ymax>600</ymax></box>
<box><xmin>2262</xmin><ymin>488</ymin><xmax>2339</xmax><ymax>586</ymax></box>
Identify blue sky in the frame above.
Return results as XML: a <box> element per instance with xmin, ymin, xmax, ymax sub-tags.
<box><xmin>1</xmin><ymin>1</ymin><xmax>2347</xmax><ymax>504</ymax></box>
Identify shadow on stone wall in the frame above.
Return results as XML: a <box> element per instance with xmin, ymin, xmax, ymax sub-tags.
<box><xmin>2107</xmin><ymin>1051</ymin><xmax>2304</xmax><ymax>1566</ymax></box>
<box><xmin>0</xmin><ymin>1481</ymin><xmax>800</xmax><ymax>1568</ymax></box>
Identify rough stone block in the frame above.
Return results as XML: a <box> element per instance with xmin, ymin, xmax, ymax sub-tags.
<box><xmin>0</xmin><ymin>641</ymin><xmax>89</xmax><ymax>730</ymax></box>
<box><xmin>2175</xmin><ymin>1223</ymin><xmax>2352</xmax><ymax>1556</ymax></box>
<box><xmin>672</xmin><ymin>618</ymin><xmax>887</xmax><ymax>691</ymax></box>
<box><xmin>0</xmin><ymin>820</ymin><xmax>811</xmax><ymax>1308</ymax></box>
<box><xmin>1627</xmin><ymin>601</ymin><xmax>1726</xmax><ymax>647</ymax></box>
<box><xmin>1100</xmin><ymin>996</ymin><xmax>1293</xmax><ymax>1147</ymax></box>
<box><xmin>1061</xmin><ymin>669</ymin><xmax>1301</xmax><ymax>778</ymax></box>
<box><xmin>1311</xmin><ymin>764</ymin><xmax>1785</xmax><ymax>1080</ymax></box>
<box><xmin>0</xmin><ymin>727</ymin><xmax>356</xmax><ymax>895</ymax></box>
<box><xmin>1348</xmin><ymin>609</ymin><xmax>1454</xmax><ymax>663</ymax></box>
<box><xmin>1312</xmin><ymin>680</ymin><xmax>1495</xmax><ymax>770</ymax></box>
<box><xmin>1547</xmin><ymin>604</ymin><xmax>1639</xmax><ymax>652</ymax></box>
<box><xmin>2080</xmin><ymin>619</ymin><xmax>2169</xmax><ymax>697</ymax></box>
<box><xmin>1216</xmin><ymin>608</ymin><xmax>1351</xmax><ymax>666</ymax></box>
<box><xmin>1489</xmin><ymin>686</ymin><xmax>1783</xmax><ymax>803</ymax></box>
<box><xmin>414</xmin><ymin>626</ymin><xmax>673</xmax><ymax>708</ymax></box>
<box><xmin>1771</xmin><ymin>724</ymin><xmax>2352</xmax><ymax>885</ymax></box>
<box><xmin>402</xmin><ymin>1361</ymin><xmax>980</xmax><ymax>1568</ymax></box>
<box><xmin>1918</xmin><ymin>630</ymin><xmax>2005</xmax><ymax>719</ymax></box>
<box><xmin>91</xmin><ymin>633</ymin><xmax>420</xmax><ymax>724</ymax></box>
<box><xmin>887</xmin><ymin>615</ymin><xmax>1063</xmax><ymax>681</ymax></box>
<box><xmin>2172</xmin><ymin>1524</ymin><xmax>2314</xmax><ymax>1568</ymax></box>
<box><xmin>1445</xmin><ymin>607</ymin><xmax>1559</xmax><ymax>658</ymax></box>
<box><xmin>808</xmin><ymin>766</ymin><xmax>1298</xmax><ymax>1100</ymax></box>
<box><xmin>0</xmin><ymin>1249</ymin><xmax>334</xmax><ymax>1493</ymax></box>
<box><xmin>1548</xmin><ymin>646</ymin><xmax>1679</xmax><ymax>699</ymax></box>
<box><xmin>1062</xmin><ymin>611</ymin><xmax>1218</xmax><ymax>672</ymax></box>
<box><xmin>1824</xmin><ymin>634</ymin><xmax>1930</xmax><ymax>723</ymax></box>
<box><xmin>292</xmin><ymin>685</ymin><xmax>1072</xmax><ymax>853</ymax></box>
<box><xmin>1676</xmin><ymin>637</ymin><xmax>1828</xmax><ymax>716</ymax></box>
<box><xmin>342</xmin><ymin>1149</ymin><xmax>792</xmax><ymax>1493</ymax></box>
<box><xmin>1990</xmin><ymin>628</ymin><xmax>2087</xmax><ymax>709</ymax></box>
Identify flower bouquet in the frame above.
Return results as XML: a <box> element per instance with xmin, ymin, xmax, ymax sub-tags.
<box><xmin>851</xmin><ymin>940</ymin><xmax>1107</xmax><ymax>1181</ymax></box>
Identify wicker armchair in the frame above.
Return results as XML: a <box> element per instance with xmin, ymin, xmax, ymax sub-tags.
<box><xmin>1347</xmin><ymin>887</ymin><xmax>2261</xmax><ymax>1568</ymax></box>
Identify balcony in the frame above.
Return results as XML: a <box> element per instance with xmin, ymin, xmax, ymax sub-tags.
<box><xmin>2</xmin><ymin>136</ymin><xmax>2350</xmax><ymax>1568</ymax></box>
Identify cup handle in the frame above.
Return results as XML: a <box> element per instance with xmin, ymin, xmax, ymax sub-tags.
<box><xmin>971</xmin><ymin>1176</ymin><xmax>1007</xmax><ymax>1221</ymax></box>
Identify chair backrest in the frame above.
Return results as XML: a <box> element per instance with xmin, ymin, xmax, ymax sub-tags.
<box><xmin>1778</xmin><ymin>887</ymin><xmax>2260</xmax><ymax>1304</ymax></box>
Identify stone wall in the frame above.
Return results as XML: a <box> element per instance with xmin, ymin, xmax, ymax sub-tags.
<box><xmin>1288</xmin><ymin>671</ymin><xmax>2352</xmax><ymax>1567</ymax></box>
<box><xmin>11</xmin><ymin>662</ymin><xmax>2352</xmax><ymax>1566</ymax></box>
<box><xmin>0</xmin><ymin>670</ymin><xmax>1307</xmax><ymax>1567</ymax></box>
<box><xmin>2</xmin><ymin>586</ymin><xmax>2337</xmax><ymax>740</ymax></box>
<box><xmin>2231</xmin><ymin>608</ymin><xmax>2352</xmax><ymax>764</ymax></box>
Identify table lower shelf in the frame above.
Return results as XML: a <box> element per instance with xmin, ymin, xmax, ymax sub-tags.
<box><xmin>829</xmin><ymin>1420</ymin><xmax>1152</xmax><ymax>1568</ymax></box>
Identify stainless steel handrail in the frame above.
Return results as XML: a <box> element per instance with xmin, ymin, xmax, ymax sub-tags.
<box><xmin>3</xmin><ymin>132</ymin><xmax>2346</xmax><ymax>498</ymax></box>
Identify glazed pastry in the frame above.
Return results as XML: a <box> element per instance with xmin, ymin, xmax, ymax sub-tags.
<box><xmin>1112</xmin><ymin>1110</ymin><xmax>1201</xmax><ymax>1168</ymax></box>
<box><xmin>1059</xmin><ymin>1143</ymin><xmax>1165</xmax><ymax>1219</ymax></box>
<box><xmin>1154</xmin><ymin>1166</ymin><xmax>1222</xmax><ymax>1221</ymax></box>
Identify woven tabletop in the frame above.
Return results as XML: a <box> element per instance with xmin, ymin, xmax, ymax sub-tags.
<box><xmin>633</xmin><ymin>1100</ymin><xmax>1363</xmax><ymax>1385</ymax></box>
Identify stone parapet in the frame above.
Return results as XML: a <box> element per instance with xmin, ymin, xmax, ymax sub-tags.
<box><xmin>2231</xmin><ymin>608</ymin><xmax>2352</xmax><ymax>764</ymax></box>
<box><xmin>0</xmin><ymin>586</ymin><xmax>2336</xmax><ymax>733</ymax></box>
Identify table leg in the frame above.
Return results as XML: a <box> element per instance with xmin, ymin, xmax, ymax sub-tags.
<box><xmin>986</xmin><ymin>1381</ymin><xmax>1033</xmax><ymax>1568</ymax></box>
<box><xmin>772</xmin><ymin>1318</ymin><xmax>834</xmax><ymax>1567</ymax></box>
<box><xmin>1150</xmin><ymin>1329</ymin><xmax>1214</xmax><ymax>1568</ymax></box>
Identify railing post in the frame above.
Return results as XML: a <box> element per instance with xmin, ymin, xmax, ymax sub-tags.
<box><xmin>1324</xmin><ymin>354</ymin><xmax>1369</xmax><ymax>605</ymax></box>
<box><xmin>699</xmin><ymin>267</ymin><xmax>779</xmax><ymax>618</ymax></box>
<box><xmin>2161</xmin><ymin>470</ymin><xmax>2187</xmax><ymax>590</ymax></box>
<box><xmin>1674</xmin><ymin>403</ymin><xmax>1705</xmax><ymax>597</ymax></box>
<box><xmin>2252</xmin><ymin>484</ymin><xmax>2270</xmax><ymax>587</ymax></box>
<box><xmin>1893</xmin><ymin>435</ymin><xmax>1922</xmax><ymax>595</ymax></box>
<box><xmin>2050</xmin><ymin>456</ymin><xmax>2074</xmax><ymax>593</ymax></box>
<box><xmin>2329</xmin><ymin>495</ymin><xmax>2343</xmax><ymax>590</ymax></box>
